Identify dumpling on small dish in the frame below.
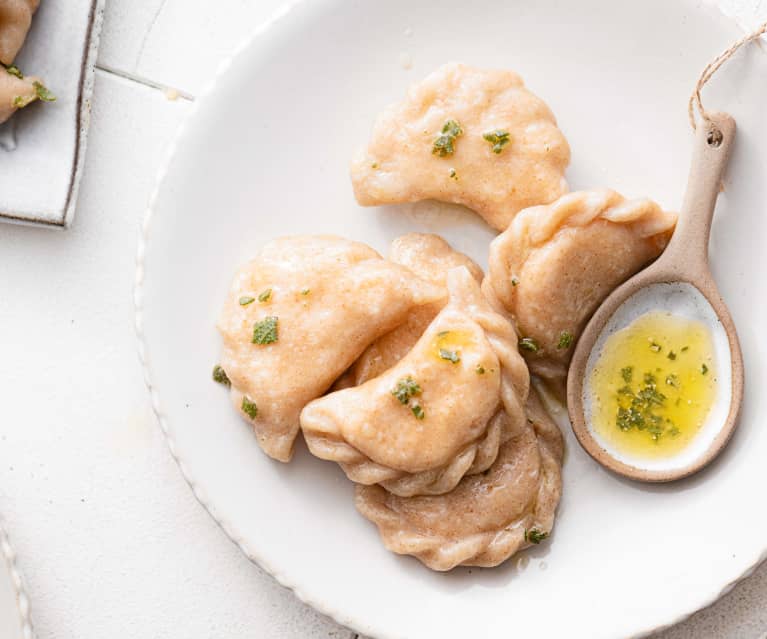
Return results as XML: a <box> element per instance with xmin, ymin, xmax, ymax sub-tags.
<box><xmin>216</xmin><ymin>236</ymin><xmax>442</xmax><ymax>462</ymax></box>
<box><xmin>483</xmin><ymin>189</ymin><xmax>677</xmax><ymax>393</ymax></box>
<box><xmin>355</xmin><ymin>388</ymin><xmax>563</xmax><ymax>571</ymax></box>
<box><xmin>336</xmin><ymin>233</ymin><xmax>483</xmax><ymax>389</ymax></box>
<box><xmin>0</xmin><ymin>0</ymin><xmax>40</xmax><ymax>65</ymax></box>
<box><xmin>350</xmin><ymin>62</ymin><xmax>570</xmax><ymax>231</ymax></box>
<box><xmin>0</xmin><ymin>64</ymin><xmax>46</xmax><ymax>124</ymax></box>
<box><xmin>301</xmin><ymin>267</ymin><xmax>530</xmax><ymax>497</ymax></box>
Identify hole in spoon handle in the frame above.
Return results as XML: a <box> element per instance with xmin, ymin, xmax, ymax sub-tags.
<box><xmin>664</xmin><ymin>111</ymin><xmax>736</xmax><ymax>275</ymax></box>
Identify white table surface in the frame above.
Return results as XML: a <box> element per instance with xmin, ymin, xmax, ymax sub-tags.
<box><xmin>1</xmin><ymin>1</ymin><xmax>766</xmax><ymax>637</ymax></box>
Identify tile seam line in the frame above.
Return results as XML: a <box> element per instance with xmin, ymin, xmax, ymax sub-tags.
<box><xmin>94</xmin><ymin>63</ymin><xmax>196</xmax><ymax>101</ymax></box>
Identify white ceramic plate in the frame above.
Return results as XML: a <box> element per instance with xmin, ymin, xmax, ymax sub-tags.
<box><xmin>0</xmin><ymin>525</ymin><xmax>33</xmax><ymax>639</ymax></box>
<box><xmin>0</xmin><ymin>0</ymin><xmax>104</xmax><ymax>228</ymax></box>
<box><xmin>136</xmin><ymin>1</ymin><xmax>767</xmax><ymax>637</ymax></box>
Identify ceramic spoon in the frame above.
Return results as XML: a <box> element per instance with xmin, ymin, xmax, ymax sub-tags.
<box><xmin>567</xmin><ymin>111</ymin><xmax>744</xmax><ymax>482</ymax></box>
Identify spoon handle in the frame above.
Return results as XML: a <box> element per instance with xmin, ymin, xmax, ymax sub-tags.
<box><xmin>663</xmin><ymin>111</ymin><xmax>736</xmax><ymax>275</ymax></box>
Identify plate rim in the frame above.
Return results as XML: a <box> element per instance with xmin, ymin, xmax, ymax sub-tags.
<box><xmin>0</xmin><ymin>522</ymin><xmax>34</xmax><ymax>639</ymax></box>
<box><xmin>133</xmin><ymin>1</ymin><xmax>767</xmax><ymax>637</ymax></box>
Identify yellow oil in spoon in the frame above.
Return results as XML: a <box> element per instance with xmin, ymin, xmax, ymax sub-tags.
<box><xmin>588</xmin><ymin>311</ymin><xmax>717</xmax><ymax>458</ymax></box>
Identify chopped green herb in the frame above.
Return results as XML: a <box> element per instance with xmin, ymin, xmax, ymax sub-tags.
<box><xmin>557</xmin><ymin>331</ymin><xmax>574</xmax><ymax>350</ymax></box>
<box><xmin>212</xmin><ymin>365</ymin><xmax>230</xmax><ymax>387</ymax></box>
<box><xmin>33</xmin><ymin>81</ymin><xmax>55</xmax><ymax>102</ymax></box>
<box><xmin>241</xmin><ymin>396</ymin><xmax>259</xmax><ymax>419</ymax></box>
<box><xmin>391</xmin><ymin>376</ymin><xmax>422</xmax><ymax>405</ymax></box>
<box><xmin>667</xmin><ymin>350</ymin><xmax>677</xmax><ymax>360</ymax></box>
<box><xmin>432</xmin><ymin>119</ymin><xmax>463</xmax><ymax>157</ymax></box>
<box><xmin>371</xmin><ymin>161</ymin><xmax>379</xmax><ymax>169</ymax></box>
<box><xmin>437</xmin><ymin>330</ymin><xmax>450</xmax><ymax>337</ymax></box>
<box><xmin>449</xmin><ymin>168</ymin><xmax>458</xmax><ymax>180</ymax></box>
<box><xmin>524</xmin><ymin>528</ymin><xmax>549</xmax><ymax>544</ymax></box>
<box><xmin>667</xmin><ymin>425</ymin><xmax>681</xmax><ymax>437</ymax></box>
<box><xmin>12</xmin><ymin>94</ymin><xmax>34</xmax><ymax>108</ymax></box>
<box><xmin>3</xmin><ymin>64</ymin><xmax>23</xmax><ymax>79</ymax></box>
<box><xmin>476</xmin><ymin>365</ymin><xmax>486</xmax><ymax>375</ymax></box>
<box><xmin>615</xmin><ymin>369</ymin><xmax>676</xmax><ymax>439</ymax></box>
<box><xmin>665</xmin><ymin>374</ymin><xmax>679</xmax><ymax>388</ymax></box>
<box><xmin>300</xmin><ymin>288</ymin><xmax>310</xmax><ymax>296</ymax></box>
<box><xmin>511</xmin><ymin>277</ymin><xmax>519</xmax><ymax>287</ymax></box>
<box><xmin>411</xmin><ymin>404</ymin><xmax>425</xmax><ymax>420</ymax></box>
<box><xmin>239</xmin><ymin>296</ymin><xmax>255</xmax><ymax>306</ymax></box>
<box><xmin>439</xmin><ymin>348</ymin><xmax>461</xmax><ymax>364</ymax></box>
<box><xmin>482</xmin><ymin>129</ymin><xmax>511</xmax><ymax>154</ymax></box>
<box><xmin>701</xmin><ymin>363</ymin><xmax>709</xmax><ymax>375</ymax></box>
<box><xmin>649</xmin><ymin>342</ymin><xmax>662</xmax><ymax>353</ymax></box>
<box><xmin>518</xmin><ymin>337</ymin><xmax>540</xmax><ymax>353</ymax></box>
<box><xmin>252</xmin><ymin>316</ymin><xmax>279</xmax><ymax>344</ymax></box>
<box><xmin>258</xmin><ymin>288</ymin><xmax>272</xmax><ymax>303</ymax></box>
<box><xmin>681</xmin><ymin>346</ymin><xmax>689</xmax><ymax>352</ymax></box>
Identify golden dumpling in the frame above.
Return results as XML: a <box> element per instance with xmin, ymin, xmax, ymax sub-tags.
<box><xmin>0</xmin><ymin>0</ymin><xmax>39</xmax><ymax>65</ymax></box>
<box><xmin>355</xmin><ymin>389</ymin><xmax>563</xmax><ymax>571</ymax></box>
<box><xmin>301</xmin><ymin>267</ymin><xmax>530</xmax><ymax>497</ymax></box>
<box><xmin>350</xmin><ymin>63</ymin><xmax>570</xmax><ymax>231</ymax></box>
<box><xmin>483</xmin><ymin>189</ymin><xmax>676</xmax><ymax>393</ymax></box>
<box><xmin>336</xmin><ymin>233</ymin><xmax>483</xmax><ymax>389</ymax></box>
<box><xmin>217</xmin><ymin>236</ymin><xmax>441</xmax><ymax>462</ymax></box>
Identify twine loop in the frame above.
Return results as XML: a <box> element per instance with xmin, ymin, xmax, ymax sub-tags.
<box><xmin>689</xmin><ymin>21</ymin><xmax>767</xmax><ymax>133</ymax></box>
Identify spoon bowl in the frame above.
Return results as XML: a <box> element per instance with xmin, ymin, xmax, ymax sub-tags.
<box><xmin>567</xmin><ymin>112</ymin><xmax>744</xmax><ymax>482</ymax></box>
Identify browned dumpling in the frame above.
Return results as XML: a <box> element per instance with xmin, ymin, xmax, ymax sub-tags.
<box><xmin>355</xmin><ymin>389</ymin><xmax>563</xmax><ymax>571</ymax></box>
<box><xmin>301</xmin><ymin>267</ymin><xmax>530</xmax><ymax>497</ymax></box>
<box><xmin>216</xmin><ymin>236</ymin><xmax>442</xmax><ymax>462</ymax></box>
<box><xmin>0</xmin><ymin>0</ymin><xmax>40</xmax><ymax>65</ymax></box>
<box><xmin>0</xmin><ymin>65</ymin><xmax>39</xmax><ymax>124</ymax></box>
<box><xmin>350</xmin><ymin>63</ymin><xmax>570</xmax><ymax>231</ymax></box>
<box><xmin>483</xmin><ymin>189</ymin><xmax>676</xmax><ymax>394</ymax></box>
<box><xmin>336</xmin><ymin>233</ymin><xmax>483</xmax><ymax>389</ymax></box>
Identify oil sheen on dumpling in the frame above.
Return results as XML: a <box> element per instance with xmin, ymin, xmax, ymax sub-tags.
<box><xmin>350</xmin><ymin>63</ymin><xmax>570</xmax><ymax>231</ymax></box>
<box><xmin>483</xmin><ymin>189</ymin><xmax>677</xmax><ymax>392</ymax></box>
<box><xmin>355</xmin><ymin>388</ymin><xmax>563</xmax><ymax>571</ymax></box>
<box><xmin>0</xmin><ymin>65</ymin><xmax>40</xmax><ymax>124</ymax></box>
<box><xmin>0</xmin><ymin>0</ymin><xmax>40</xmax><ymax>65</ymax></box>
<box><xmin>217</xmin><ymin>236</ymin><xmax>442</xmax><ymax>463</ymax></box>
<box><xmin>301</xmin><ymin>267</ymin><xmax>530</xmax><ymax>497</ymax></box>
<box><xmin>337</xmin><ymin>233</ymin><xmax>483</xmax><ymax>389</ymax></box>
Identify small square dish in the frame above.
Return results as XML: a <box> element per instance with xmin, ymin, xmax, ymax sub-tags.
<box><xmin>0</xmin><ymin>0</ymin><xmax>104</xmax><ymax>228</ymax></box>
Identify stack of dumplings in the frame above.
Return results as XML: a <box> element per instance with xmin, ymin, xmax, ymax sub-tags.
<box><xmin>215</xmin><ymin>63</ymin><xmax>677</xmax><ymax>571</ymax></box>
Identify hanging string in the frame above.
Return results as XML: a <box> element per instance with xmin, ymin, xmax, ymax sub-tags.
<box><xmin>689</xmin><ymin>21</ymin><xmax>767</xmax><ymax>131</ymax></box>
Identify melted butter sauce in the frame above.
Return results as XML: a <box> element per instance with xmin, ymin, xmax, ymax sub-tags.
<box><xmin>430</xmin><ymin>329</ymin><xmax>475</xmax><ymax>363</ymax></box>
<box><xmin>589</xmin><ymin>311</ymin><xmax>717</xmax><ymax>458</ymax></box>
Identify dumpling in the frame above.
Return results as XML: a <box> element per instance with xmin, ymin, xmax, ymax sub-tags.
<box><xmin>0</xmin><ymin>65</ymin><xmax>41</xmax><ymax>124</ymax></box>
<box><xmin>350</xmin><ymin>62</ymin><xmax>570</xmax><ymax>231</ymax></box>
<box><xmin>355</xmin><ymin>388</ymin><xmax>563</xmax><ymax>571</ymax></box>
<box><xmin>301</xmin><ymin>266</ymin><xmax>530</xmax><ymax>497</ymax></box>
<box><xmin>216</xmin><ymin>236</ymin><xmax>442</xmax><ymax>462</ymax></box>
<box><xmin>0</xmin><ymin>0</ymin><xmax>40</xmax><ymax>65</ymax></box>
<box><xmin>337</xmin><ymin>233</ymin><xmax>483</xmax><ymax>388</ymax></box>
<box><xmin>483</xmin><ymin>189</ymin><xmax>677</xmax><ymax>393</ymax></box>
